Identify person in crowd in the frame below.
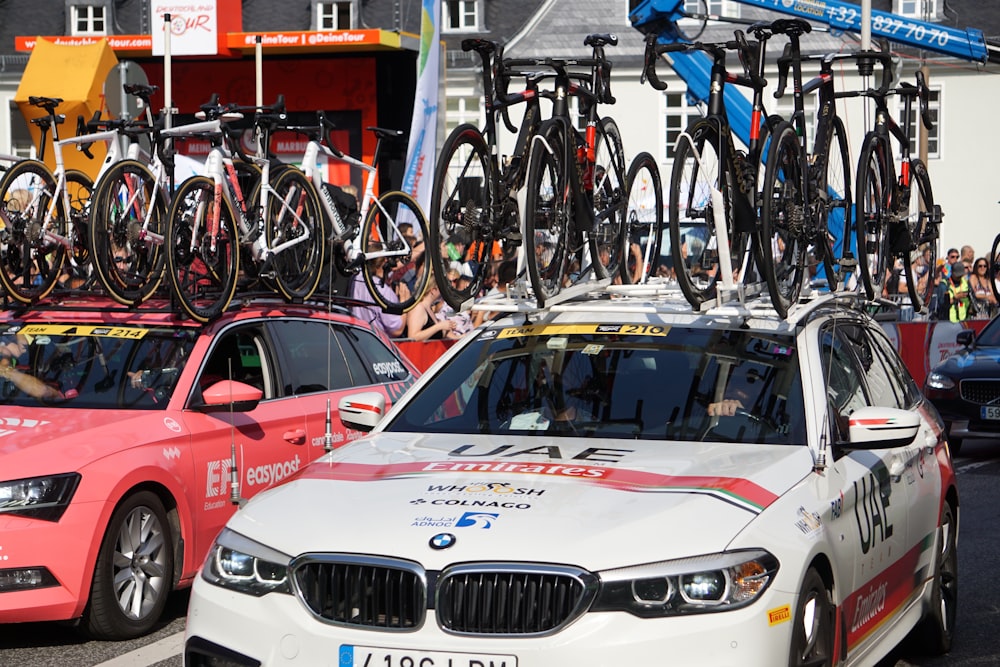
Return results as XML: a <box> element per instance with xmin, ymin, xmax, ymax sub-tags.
<box><xmin>947</xmin><ymin>261</ymin><xmax>973</xmax><ymax>322</ymax></box>
<box><xmin>968</xmin><ymin>256</ymin><xmax>997</xmax><ymax>318</ymax></box>
<box><xmin>350</xmin><ymin>243</ymin><xmax>410</xmax><ymax>338</ymax></box>
<box><xmin>960</xmin><ymin>245</ymin><xmax>976</xmax><ymax>274</ymax></box>
<box><xmin>406</xmin><ymin>268</ymin><xmax>460</xmax><ymax>341</ymax></box>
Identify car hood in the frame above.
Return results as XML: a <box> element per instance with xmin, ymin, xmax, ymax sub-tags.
<box><xmin>935</xmin><ymin>346</ymin><xmax>1000</xmax><ymax>379</ymax></box>
<box><xmin>227</xmin><ymin>433</ymin><xmax>814</xmax><ymax>571</ymax></box>
<box><xmin>0</xmin><ymin>405</ymin><xmax>184</xmax><ymax>474</ymax></box>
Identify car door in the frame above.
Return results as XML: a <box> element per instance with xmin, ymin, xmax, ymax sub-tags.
<box><xmin>817</xmin><ymin>321</ymin><xmax>911</xmax><ymax>655</ymax></box>
<box><xmin>184</xmin><ymin>323</ymin><xmax>310</xmax><ymax>560</ymax></box>
<box><xmin>267</xmin><ymin>318</ymin><xmax>413</xmax><ymax>453</ymax></box>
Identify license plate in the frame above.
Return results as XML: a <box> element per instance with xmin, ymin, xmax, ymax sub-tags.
<box><xmin>982</xmin><ymin>406</ymin><xmax>1000</xmax><ymax>420</ymax></box>
<box><xmin>339</xmin><ymin>645</ymin><xmax>517</xmax><ymax>667</ymax></box>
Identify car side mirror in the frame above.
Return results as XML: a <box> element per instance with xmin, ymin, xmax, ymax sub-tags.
<box><xmin>194</xmin><ymin>380</ymin><xmax>263</xmax><ymax>413</ymax></box>
<box><xmin>846</xmin><ymin>406</ymin><xmax>920</xmax><ymax>449</ymax></box>
<box><xmin>339</xmin><ymin>391</ymin><xmax>387</xmax><ymax>432</ymax></box>
<box><xmin>956</xmin><ymin>329</ymin><xmax>974</xmax><ymax>350</ymax></box>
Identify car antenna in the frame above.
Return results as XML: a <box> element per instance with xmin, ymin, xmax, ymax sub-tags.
<box><xmin>226</xmin><ymin>357</ymin><xmax>247</xmax><ymax>507</ymax></box>
<box><xmin>324</xmin><ymin>398</ymin><xmax>335</xmax><ymax>453</ymax></box>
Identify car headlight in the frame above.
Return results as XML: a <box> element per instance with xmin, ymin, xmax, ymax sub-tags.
<box><xmin>592</xmin><ymin>549</ymin><xmax>778</xmax><ymax>617</ymax></box>
<box><xmin>0</xmin><ymin>473</ymin><xmax>80</xmax><ymax>521</ymax></box>
<box><xmin>202</xmin><ymin>528</ymin><xmax>292</xmax><ymax>597</ymax></box>
<box><xmin>925</xmin><ymin>372</ymin><xmax>956</xmax><ymax>391</ymax></box>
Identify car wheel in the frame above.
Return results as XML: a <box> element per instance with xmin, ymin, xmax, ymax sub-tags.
<box><xmin>910</xmin><ymin>502</ymin><xmax>958</xmax><ymax>655</ymax></box>
<box><xmin>788</xmin><ymin>567</ymin><xmax>835</xmax><ymax>667</ymax></box>
<box><xmin>81</xmin><ymin>491</ymin><xmax>174</xmax><ymax>639</ymax></box>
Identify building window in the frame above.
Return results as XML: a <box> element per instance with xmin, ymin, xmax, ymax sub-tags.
<box><xmin>445</xmin><ymin>90</ymin><xmax>483</xmax><ymax>134</ymax></box>
<box><xmin>663</xmin><ymin>92</ymin><xmax>700</xmax><ymax>161</ymax></box>
<box><xmin>907</xmin><ymin>86</ymin><xmax>940</xmax><ymax>159</ymax></box>
<box><xmin>444</xmin><ymin>0</ymin><xmax>480</xmax><ymax>32</ymax></box>
<box><xmin>316</xmin><ymin>1</ymin><xmax>353</xmax><ymax>30</ymax></box>
<box><xmin>70</xmin><ymin>4</ymin><xmax>107</xmax><ymax>36</ymax></box>
<box><xmin>896</xmin><ymin>0</ymin><xmax>938</xmax><ymax>19</ymax></box>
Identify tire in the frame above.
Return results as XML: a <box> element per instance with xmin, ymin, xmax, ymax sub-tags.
<box><xmin>757</xmin><ymin>121</ymin><xmax>807</xmax><ymax>318</ymax></box>
<box><xmin>910</xmin><ymin>501</ymin><xmax>957</xmax><ymax>655</ymax></box>
<box><xmin>855</xmin><ymin>133</ymin><xmax>893</xmax><ymax>300</ymax></box>
<box><xmin>88</xmin><ymin>160</ymin><xmax>167</xmax><ymax>305</ymax></box>
<box><xmin>589</xmin><ymin>117</ymin><xmax>627</xmax><ymax>281</ymax></box>
<box><xmin>360</xmin><ymin>190</ymin><xmax>430</xmax><ymax>313</ymax></box>
<box><xmin>669</xmin><ymin>120</ymin><xmax>749</xmax><ymax>309</ymax></box>
<box><xmin>165</xmin><ymin>175</ymin><xmax>240</xmax><ymax>323</ymax></box>
<box><xmin>81</xmin><ymin>491</ymin><xmax>173</xmax><ymax>640</ymax></box>
<box><xmin>0</xmin><ymin>159</ymin><xmax>65</xmax><ymax>303</ymax></box>
<box><xmin>524</xmin><ymin>119</ymin><xmax>570</xmax><ymax>307</ymax></box>
<box><xmin>623</xmin><ymin>152</ymin><xmax>663</xmax><ymax>283</ymax></box>
<box><xmin>428</xmin><ymin>124</ymin><xmax>495</xmax><ymax>309</ymax></box>
<box><xmin>903</xmin><ymin>159</ymin><xmax>938</xmax><ymax>313</ymax></box>
<box><xmin>65</xmin><ymin>169</ymin><xmax>94</xmax><ymax>274</ymax></box>
<box><xmin>268</xmin><ymin>168</ymin><xmax>326</xmax><ymax>301</ymax></box>
<box><xmin>788</xmin><ymin>567</ymin><xmax>835</xmax><ymax>667</ymax></box>
<box><xmin>816</xmin><ymin>116</ymin><xmax>853</xmax><ymax>291</ymax></box>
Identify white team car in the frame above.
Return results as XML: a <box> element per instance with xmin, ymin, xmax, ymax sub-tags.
<box><xmin>184</xmin><ymin>289</ymin><xmax>958</xmax><ymax>667</ymax></box>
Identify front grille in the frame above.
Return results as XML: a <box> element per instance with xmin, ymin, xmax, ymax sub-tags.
<box><xmin>436</xmin><ymin>564</ymin><xmax>596</xmax><ymax>636</ymax></box>
<box><xmin>959</xmin><ymin>379</ymin><xmax>1000</xmax><ymax>405</ymax></box>
<box><xmin>292</xmin><ymin>555</ymin><xmax>425</xmax><ymax>629</ymax></box>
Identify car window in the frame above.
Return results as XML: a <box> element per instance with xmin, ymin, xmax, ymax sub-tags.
<box><xmin>387</xmin><ymin>324</ymin><xmax>805</xmax><ymax>444</ymax></box>
<box><xmin>200</xmin><ymin>326</ymin><xmax>271</xmax><ymax>398</ymax></box>
<box><xmin>841</xmin><ymin>323</ymin><xmax>901</xmax><ymax>410</ymax></box>
<box><xmin>0</xmin><ymin>323</ymin><xmax>196</xmax><ymax>409</ymax></box>
<box><xmin>867</xmin><ymin>325</ymin><xmax>922</xmax><ymax>408</ymax></box>
<box><xmin>341</xmin><ymin>325</ymin><xmax>412</xmax><ymax>386</ymax></box>
<box><xmin>820</xmin><ymin>325</ymin><xmax>870</xmax><ymax>441</ymax></box>
<box><xmin>269</xmin><ymin>320</ymin><xmax>354</xmax><ymax>394</ymax></box>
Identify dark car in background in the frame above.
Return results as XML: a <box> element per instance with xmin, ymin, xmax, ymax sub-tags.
<box><xmin>924</xmin><ymin>316</ymin><xmax>1000</xmax><ymax>453</ymax></box>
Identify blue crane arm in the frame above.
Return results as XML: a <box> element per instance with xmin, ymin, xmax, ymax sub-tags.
<box><xmin>629</xmin><ymin>0</ymin><xmax>989</xmax><ymax>64</ymax></box>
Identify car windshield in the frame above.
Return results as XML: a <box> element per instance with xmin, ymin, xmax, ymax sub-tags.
<box><xmin>973</xmin><ymin>317</ymin><xmax>1000</xmax><ymax>346</ymax></box>
<box><xmin>387</xmin><ymin>322</ymin><xmax>806</xmax><ymax>443</ymax></box>
<box><xmin>0</xmin><ymin>322</ymin><xmax>197</xmax><ymax>409</ymax></box>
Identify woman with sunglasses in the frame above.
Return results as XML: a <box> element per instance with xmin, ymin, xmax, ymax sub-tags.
<box><xmin>968</xmin><ymin>257</ymin><xmax>998</xmax><ymax>318</ymax></box>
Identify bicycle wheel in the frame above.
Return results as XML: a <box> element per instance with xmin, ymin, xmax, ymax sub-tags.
<box><xmin>622</xmin><ymin>152</ymin><xmax>663</xmax><ymax>283</ymax></box>
<box><xmin>165</xmin><ymin>175</ymin><xmax>239</xmax><ymax>323</ymax></box>
<box><xmin>89</xmin><ymin>160</ymin><xmax>167</xmax><ymax>305</ymax></box>
<box><xmin>0</xmin><ymin>160</ymin><xmax>65</xmax><ymax>303</ymax></box>
<box><xmin>855</xmin><ymin>133</ymin><xmax>893</xmax><ymax>300</ymax></box>
<box><xmin>360</xmin><ymin>190</ymin><xmax>430</xmax><ymax>313</ymax></box>
<box><xmin>757</xmin><ymin>121</ymin><xmax>807</xmax><ymax>318</ymax></box>
<box><xmin>903</xmin><ymin>158</ymin><xmax>938</xmax><ymax>313</ymax></box>
<box><xmin>992</xmin><ymin>232</ymin><xmax>1000</xmax><ymax>306</ymax></box>
<box><xmin>65</xmin><ymin>169</ymin><xmax>93</xmax><ymax>274</ymax></box>
<box><xmin>524</xmin><ymin>119</ymin><xmax>570</xmax><ymax>307</ymax></box>
<box><xmin>589</xmin><ymin>117</ymin><xmax>627</xmax><ymax>280</ymax></box>
<box><xmin>428</xmin><ymin>124</ymin><xmax>494</xmax><ymax>309</ymax></box>
<box><xmin>816</xmin><ymin>116</ymin><xmax>853</xmax><ymax>291</ymax></box>
<box><xmin>668</xmin><ymin>119</ymin><xmax>748</xmax><ymax>308</ymax></box>
<box><xmin>268</xmin><ymin>168</ymin><xmax>326</xmax><ymax>301</ymax></box>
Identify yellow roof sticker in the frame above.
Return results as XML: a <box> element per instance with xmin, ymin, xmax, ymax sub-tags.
<box><xmin>497</xmin><ymin>323</ymin><xmax>669</xmax><ymax>338</ymax></box>
<box><xmin>18</xmin><ymin>324</ymin><xmax>149</xmax><ymax>339</ymax></box>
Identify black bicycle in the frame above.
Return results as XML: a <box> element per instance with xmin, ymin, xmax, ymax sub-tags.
<box><xmin>521</xmin><ymin>33</ymin><xmax>627</xmax><ymax>306</ymax></box>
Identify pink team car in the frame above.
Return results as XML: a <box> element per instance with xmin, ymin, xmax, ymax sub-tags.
<box><xmin>0</xmin><ymin>296</ymin><xmax>417</xmax><ymax>639</ymax></box>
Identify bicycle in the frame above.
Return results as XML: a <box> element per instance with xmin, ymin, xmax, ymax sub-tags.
<box><xmin>164</xmin><ymin>96</ymin><xmax>327</xmax><ymax>322</ymax></box>
<box><xmin>279</xmin><ymin>113</ymin><xmax>431</xmax><ymax>313</ymax></box>
<box><xmin>428</xmin><ymin>37</ymin><xmax>544</xmax><ymax>310</ymax></box>
<box><xmin>853</xmin><ymin>43</ymin><xmax>941</xmax><ymax>313</ymax></box>
<box><xmin>756</xmin><ymin>18</ymin><xmax>858</xmax><ymax>316</ymax></box>
<box><xmin>622</xmin><ymin>151</ymin><xmax>664</xmax><ymax>283</ymax></box>
<box><xmin>0</xmin><ymin>96</ymin><xmax>124</xmax><ymax>303</ymax></box>
<box><xmin>521</xmin><ymin>33</ymin><xmax>628</xmax><ymax>306</ymax></box>
<box><xmin>643</xmin><ymin>26</ymin><xmax>785</xmax><ymax>312</ymax></box>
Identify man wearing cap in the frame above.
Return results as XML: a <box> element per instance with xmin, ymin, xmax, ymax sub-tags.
<box><xmin>947</xmin><ymin>261</ymin><xmax>973</xmax><ymax>322</ymax></box>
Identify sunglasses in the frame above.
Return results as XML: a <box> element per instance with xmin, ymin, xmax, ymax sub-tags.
<box><xmin>976</xmin><ymin>264</ymin><xmax>988</xmax><ymax>269</ymax></box>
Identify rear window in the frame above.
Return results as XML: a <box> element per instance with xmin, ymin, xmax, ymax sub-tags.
<box><xmin>387</xmin><ymin>323</ymin><xmax>805</xmax><ymax>444</ymax></box>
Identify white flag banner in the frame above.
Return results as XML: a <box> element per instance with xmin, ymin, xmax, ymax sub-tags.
<box><xmin>402</xmin><ymin>0</ymin><xmax>441</xmax><ymax>220</ymax></box>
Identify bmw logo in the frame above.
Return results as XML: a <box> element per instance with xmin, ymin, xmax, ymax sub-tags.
<box><xmin>430</xmin><ymin>533</ymin><xmax>456</xmax><ymax>550</ymax></box>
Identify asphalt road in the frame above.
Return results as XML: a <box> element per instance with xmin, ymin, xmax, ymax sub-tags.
<box><xmin>2</xmin><ymin>441</ymin><xmax>999</xmax><ymax>667</ymax></box>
